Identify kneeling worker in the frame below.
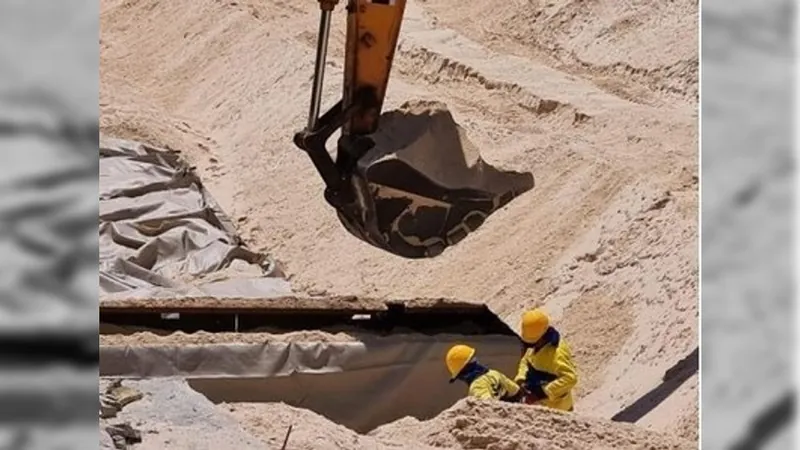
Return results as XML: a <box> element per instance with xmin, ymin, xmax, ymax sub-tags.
<box><xmin>516</xmin><ymin>308</ymin><xmax>578</xmax><ymax>412</ymax></box>
<box><xmin>445</xmin><ymin>344</ymin><xmax>523</xmax><ymax>402</ymax></box>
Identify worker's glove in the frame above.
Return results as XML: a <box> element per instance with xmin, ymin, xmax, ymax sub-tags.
<box><xmin>524</xmin><ymin>384</ymin><xmax>548</xmax><ymax>403</ymax></box>
<box><xmin>516</xmin><ymin>383</ymin><xmax>543</xmax><ymax>405</ymax></box>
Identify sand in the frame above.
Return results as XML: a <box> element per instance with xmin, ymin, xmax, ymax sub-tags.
<box><xmin>99</xmin><ymin>329</ymin><xmax>360</xmax><ymax>346</ymax></box>
<box><xmin>225</xmin><ymin>402</ymin><xmax>433</xmax><ymax>450</ymax></box>
<box><xmin>227</xmin><ymin>397</ymin><xmax>696</xmax><ymax>450</ymax></box>
<box><xmin>99</xmin><ymin>0</ymin><xmax>698</xmax><ymax>446</ymax></box>
<box><xmin>363</xmin><ymin>99</ymin><xmax>534</xmax><ymax>198</ymax></box>
<box><xmin>100</xmin><ymin>328</ymin><xmax>501</xmax><ymax>346</ymax></box>
<box><xmin>371</xmin><ymin>397</ymin><xmax>696</xmax><ymax>450</ymax></box>
<box><xmin>100</xmin><ymin>388</ymin><xmax>696</xmax><ymax>450</ymax></box>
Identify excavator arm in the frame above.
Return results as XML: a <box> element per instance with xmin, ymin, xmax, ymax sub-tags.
<box><xmin>342</xmin><ymin>0</ymin><xmax>405</xmax><ymax>137</ymax></box>
<box><xmin>293</xmin><ymin>0</ymin><xmax>534</xmax><ymax>259</ymax></box>
<box><xmin>294</xmin><ymin>0</ymin><xmax>405</xmax><ymax>200</ymax></box>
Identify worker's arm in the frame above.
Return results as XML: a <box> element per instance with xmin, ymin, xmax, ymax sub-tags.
<box><xmin>467</xmin><ymin>377</ymin><xmax>495</xmax><ymax>400</ymax></box>
<box><xmin>514</xmin><ymin>350</ymin><xmax>531</xmax><ymax>384</ymax></box>
<box><xmin>541</xmin><ymin>344</ymin><xmax>578</xmax><ymax>400</ymax></box>
<box><xmin>499</xmin><ymin>372</ymin><xmax>521</xmax><ymax>397</ymax></box>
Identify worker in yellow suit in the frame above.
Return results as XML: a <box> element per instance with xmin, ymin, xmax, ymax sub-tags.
<box><xmin>515</xmin><ymin>309</ymin><xmax>578</xmax><ymax>412</ymax></box>
<box><xmin>445</xmin><ymin>344</ymin><xmax>523</xmax><ymax>403</ymax></box>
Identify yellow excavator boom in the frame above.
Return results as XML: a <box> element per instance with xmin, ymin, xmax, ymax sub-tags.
<box><xmin>342</xmin><ymin>0</ymin><xmax>407</xmax><ymax>137</ymax></box>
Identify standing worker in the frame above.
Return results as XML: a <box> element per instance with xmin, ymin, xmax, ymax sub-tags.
<box><xmin>445</xmin><ymin>344</ymin><xmax>524</xmax><ymax>403</ymax></box>
<box><xmin>515</xmin><ymin>308</ymin><xmax>578</xmax><ymax>411</ymax></box>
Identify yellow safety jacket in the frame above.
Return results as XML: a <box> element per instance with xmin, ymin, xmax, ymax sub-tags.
<box><xmin>468</xmin><ymin>369</ymin><xmax>522</xmax><ymax>402</ymax></box>
<box><xmin>515</xmin><ymin>328</ymin><xmax>578</xmax><ymax>411</ymax></box>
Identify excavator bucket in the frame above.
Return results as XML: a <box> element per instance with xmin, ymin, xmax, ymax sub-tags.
<box><xmin>332</xmin><ymin>101</ymin><xmax>535</xmax><ymax>258</ymax></box>
<box><xmin>293</xmin><ymin>1</ymin><xmax>533</xmax><ymax>258</ymax></box>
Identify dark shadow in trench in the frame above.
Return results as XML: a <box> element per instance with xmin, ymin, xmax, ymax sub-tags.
<box><xmin>611</xmin><ymin>346</ymin><xmax>699</xmax><ymax>423</ymax></box>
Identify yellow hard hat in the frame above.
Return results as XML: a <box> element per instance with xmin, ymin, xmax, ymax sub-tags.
<box><xmin>445</xmin><ymin>344</ymin><xmax>476</xmax><ymax>379</ymax></box>
<box><xmin>520</xmin><ymin>309</ymin><xmax>550</xmax><ymax>343</ymax></box>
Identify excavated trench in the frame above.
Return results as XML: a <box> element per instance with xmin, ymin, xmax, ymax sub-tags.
<box><xmin>97</xmin><ymin>135</ymin><xmax>524</xmax><ymax>432</ymax></box>
<box><xmin>99</xmin><ymin>300</ymin><xmax>522</xmax><ymax>433</ymax></box>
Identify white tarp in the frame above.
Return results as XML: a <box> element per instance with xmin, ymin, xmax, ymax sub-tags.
<box><xmin>99</xmin><ymin>136</ymin><xmax>290</xmax><ymax>299</ymax></box>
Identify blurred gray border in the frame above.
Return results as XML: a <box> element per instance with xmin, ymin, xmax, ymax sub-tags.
<box><xmin>701</xmin><ymin>0</ymin><xmax>795</xmax><ymax>449</ymax></box>
<box><xmin>0</xmin><ymin>0</ymin><xmax>99</xmax><ymax>441</ymax></box>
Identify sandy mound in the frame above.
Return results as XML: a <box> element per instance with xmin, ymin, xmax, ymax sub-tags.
<box><xmin>102</xmin><ymin>378</ymin><xmax>695</xmax><ymax>450</ymax></box>
<box><xmin>224</xmin><ymin>397</ymin><xmax>694</xmax><ymax>450</ymax></box>
<box><xmin>373</xmin><ymin>398</ymin><xmax>695</xmax><ymax>450</ymax></box>
<box><xmin>100</xmin><ymin>0</ymin><xmax>697</xmax><ymax>441</ymax></box>
<box><xmin>226</xmin><ymin>402</ymin><xmax>435</xmax><ymax>450</ymax></box>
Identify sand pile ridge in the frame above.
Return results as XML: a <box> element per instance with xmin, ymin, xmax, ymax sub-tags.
<box><xmin>226</xmin><ymin>395</ymin><xmax>698</xmax><ymax>450</ymax></box>
<box><xmin>372</xmin><ymin>397</ymin><xmax>697</xmax><ymax>450</ymax></box>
